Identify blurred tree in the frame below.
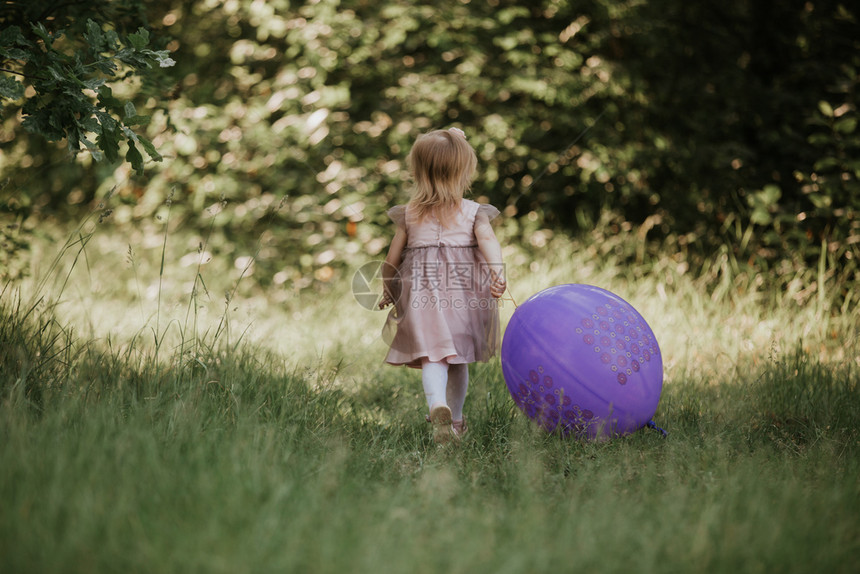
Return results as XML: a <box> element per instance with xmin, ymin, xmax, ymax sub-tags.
<box><xmin>1</xmin><ymin>0</ymin><xmax>857</xmax><ymax>295</ymax></box>
<box><xmin>615</xmin><ymin>0</ymin><xmax>859</xmax><ymax>268</ymax></box>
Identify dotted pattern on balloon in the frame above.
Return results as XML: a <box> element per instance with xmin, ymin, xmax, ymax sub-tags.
<box><xmin>508</xmin><ymin>364</ymin><xmax>596</xmax><ymax>435</ymax></box>
<box><xmin>575</xmin><ymin>299</ymin><xmax>660</xmax><ymax>386</ymax></box>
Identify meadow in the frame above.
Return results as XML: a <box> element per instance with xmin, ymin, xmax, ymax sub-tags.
<box><xmin>1</xmin><ymin>211</ymin><xmax>858</xmax><ymax>574</ymax></box>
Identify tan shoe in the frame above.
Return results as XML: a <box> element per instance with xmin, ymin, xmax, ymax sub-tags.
<box><xmin>429</xmin><ymin>404</ymin><xmax>456</xmax><ymax>445</ymax></box>
<box><xmin>452</xmin><ymin>417</ymin><xmax>468</xmax><ymax>439</ymax></box>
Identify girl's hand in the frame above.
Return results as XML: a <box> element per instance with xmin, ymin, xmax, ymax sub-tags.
<box><xmin>490</xmin><ymin>275</ymin><xmax>507</xmax><ymax>299</ymax></box>
<box><xmin>378</xmin><ymin>291</ymin><xmax>394</xmax><ymax>309</ymax></box>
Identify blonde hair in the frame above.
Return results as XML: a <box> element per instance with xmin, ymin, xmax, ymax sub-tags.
<box><xmin>407</xmin><ymin>129</ymin><xmax>477</xmax><ymax>226</ymax></box>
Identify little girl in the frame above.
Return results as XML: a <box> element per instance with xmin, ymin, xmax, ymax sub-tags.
<box><xmin>379</xmin><ymin>127</ymin><xmax>506</xmax><ymax>444</ymax></box>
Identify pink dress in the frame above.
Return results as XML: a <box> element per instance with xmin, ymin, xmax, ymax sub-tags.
<box><xmin>383</xmin><ymin>199</ymin><xmax>501</xmax><ymax>368</ymax></box>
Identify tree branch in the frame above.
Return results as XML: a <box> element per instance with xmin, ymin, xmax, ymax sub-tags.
<box><xmin>0</xmin><ymin>67</ymin><xmax>41</xmax><ymax>80</ymax></box>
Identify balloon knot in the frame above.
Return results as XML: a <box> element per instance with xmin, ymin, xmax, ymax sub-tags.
<box><xmin>646</xmin><ymin>420</ymin><xmax>668</xmax><ymax>437</ymax></box>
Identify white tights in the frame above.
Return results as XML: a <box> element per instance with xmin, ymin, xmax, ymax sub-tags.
<box><xmin>421</xmin><ymin>360</ymin><xmax>469</xmax><ymax>421</ymax></box>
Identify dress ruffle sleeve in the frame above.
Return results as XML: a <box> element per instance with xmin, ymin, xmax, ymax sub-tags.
<box><xmin>476</xmin><ymin>203</ymin><xmax>501</xmax><ymax>221</ymax></box>
<box><xmin>387</xmin><ymin>205</ymin><xmax>407</xmax><ymax>227</ymax></box>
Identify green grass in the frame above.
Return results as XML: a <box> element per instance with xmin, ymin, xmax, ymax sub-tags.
<box><xmin>1</xmin><ymin>218</ymin><xmax>859</xmax><ymax>573</ymax></box>
<box><xmin>1</xmin><ymin>333</ymin><xmax>857</xmax><ymax>573</ymax></box>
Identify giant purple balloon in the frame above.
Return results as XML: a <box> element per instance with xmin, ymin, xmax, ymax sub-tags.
<box><xmin>501</xmin><ymin>284</ymin><xmax>663</xmax><ymax>439</ymax></box>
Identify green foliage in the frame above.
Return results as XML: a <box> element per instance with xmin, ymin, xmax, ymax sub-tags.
<box><xmin>0</xmin><ymin>19</ymin><xmax>172</xmax><ymax>173</ymax></box>
<box><xmin>1</xmin><ymin>0</ymin><xmax>858</xmax><ymax>302</ymax></box>
<box><xmin>613</xmin><ymin>0</ymin><xmax>860</xmax><ymax>279</ymax></box>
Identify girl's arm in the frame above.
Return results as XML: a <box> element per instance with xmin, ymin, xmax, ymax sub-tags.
<box><xmin>379</xmin><ymin>226</ymin><xmax>407</xmax><ymax>308</ymax></box>
<box><xmin>475</xmin><ymin>213</ymin><xmax>506</xmax><ymax>298</ymax></box>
